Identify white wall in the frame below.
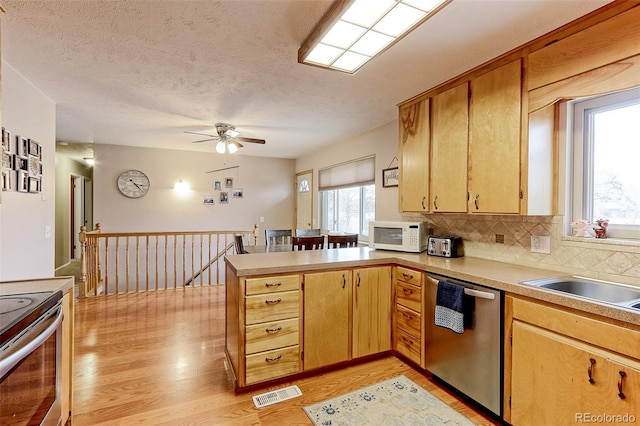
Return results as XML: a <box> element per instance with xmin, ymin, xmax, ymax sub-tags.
<box><xmin>1</xmin><ymin>62</ymin><xmax>56</xmax><ymax>280</ymax></box>
<box><xmin>295</xmin><ymin>120</ymin><xmax>402</xmax><ymax>227</ymax></box>
<box><xmin>93</xmin><ymin>144</ymin><xmax>295</xmax><ymax>242</ymax></box>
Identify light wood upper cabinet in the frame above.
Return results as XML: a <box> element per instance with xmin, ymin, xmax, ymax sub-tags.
<box><xmin>352</xmin><ymin>266</ymin><xmax>392</xmax><ymax>358</ymax></box>
<box><xmin>469</xmin><ymin>59</ymin><xmax>522</xmax><ymax>214</ymax></box>
<box><xmin>303</xmin><ymin>269</ymin><xmax>351</xmax><ymax>370</ymax></box>
<box><xmin>431</xmin><ymin>83</ymin><xmax>469</xmax><ymax>213</ymax></box>
<box><xmin>399</xmin><ymin>99</ymin><xmax>430</xmax><ymax>212</ymax></box>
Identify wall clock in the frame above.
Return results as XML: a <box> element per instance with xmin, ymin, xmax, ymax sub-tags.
<box><xmin>117</xmin><ymin>170</ymin><xmax>150</xmax><ymax>198</ymax></box>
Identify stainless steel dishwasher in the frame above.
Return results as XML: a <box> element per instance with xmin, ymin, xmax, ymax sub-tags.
<box><xmin>425</xmin><ymin>273</ymin><xmax>503</xmax><ymax>417</ymax></box>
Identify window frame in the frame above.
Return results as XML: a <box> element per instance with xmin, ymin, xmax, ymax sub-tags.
<box><xmin>569</xmin><ymin>87</ymin><xmax>640</xmax><ymax>240</ymax></box>
<box><xmin>320</xmin><ymin>184</ymin><xmax>375</xmax><ymax>241</ymax></box>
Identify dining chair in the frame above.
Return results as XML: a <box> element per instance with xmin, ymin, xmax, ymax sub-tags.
<box><xmin>234</xmin><ymin>235</ymin><xmax>248</xmax><ymax>254</ymax></box>
<box><xmin>292</xmin><ymin>235</ymin><xmax>325</xmax><ymax>251</ymax></box>
<box><xmin>328</xmin><ymin>234</ymin><xmax>358</xmax><ymax>248</ymax></box>
<box><xmin>265</xmin><ymin>229</ymin><xmax>293</xmax><ymax>246</ymax></box>
<box><xmin>295</xmin><ymin>228</ymin><xmax>321</xmax><ymax>237</ymax></box>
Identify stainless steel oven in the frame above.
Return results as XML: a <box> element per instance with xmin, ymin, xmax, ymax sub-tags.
<box><xmin>1</xmin><ymin>291</ymin><xmax>63</xmax><ymax>426</ymax></box>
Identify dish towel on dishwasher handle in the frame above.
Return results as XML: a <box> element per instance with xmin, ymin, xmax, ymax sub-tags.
<box><xmin>435</xmin><ymin>281</ymin><xmax>465</xmax><ymax>334</ymax></box>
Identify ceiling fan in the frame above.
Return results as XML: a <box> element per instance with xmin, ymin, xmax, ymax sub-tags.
<box><xmin>185</xmin><ymin>123</ymin><xmax>266</xmax><ymax>154</ymax></box>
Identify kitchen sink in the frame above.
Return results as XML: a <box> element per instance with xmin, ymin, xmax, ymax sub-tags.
<box><xmin>520</xmin><ymin>276</ymin><xmax>640</xmax><ymax>307</ymax></box>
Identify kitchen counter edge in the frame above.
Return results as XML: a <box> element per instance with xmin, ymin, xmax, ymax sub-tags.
<box><xmin>225</xmin><ymin>248</ymin><xmax>639</xmax><ymax>325</ymax></box>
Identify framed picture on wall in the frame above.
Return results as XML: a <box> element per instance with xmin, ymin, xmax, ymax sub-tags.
<box><xmin>232</xmin><ymin>189</ymin><xmax>243</xmax><ymax>198</ymax></box>
<box><xmin>2</xmin><ymin>128</ymin><xmax>10</xmax><ymax>152</ymax></box>
<box><xmin>28</xmin><ymin>177</ymin><xmax>41</xmax><ymax>193</ymax></box>
<box><xmin>28</xmin><ymin>139</ymin><xmax>40</xmax><ymax>156</ymax></box>
<box><xmin>220</xmin><ymin>192</ymin><xmax>229</xmax><ymax>204</ymax></box>
<box><xmin>17</xmin><ymin>136</ymin><xmax>29</xmax><ymax>158</ymax></box>
<box><xmin>382</xmin><ymin>167</ymin><xmax>399</xmax><ymax>187</ymax></box>
<box><xmin>203</xmin><ymin>196</ymin><xmax>215</xmax><ymax>205</ymax></box>
<box><xmin>225</xmin><ymin>177</ymin><xmax>233</xmax><ymax>188</ymax></box>
<box><xmin>214</xmin><ymin>180</ymin><xmax>221</xmax><ymax>191</ymax></box>
<box><xmin>1</xmin><ymin>169</ymin><xmax>12</xmax><ymax>191</ymax></box>
<box><xmin>17</xmin><ymin>170</ymin><xmax>29</xmax><ymax>192</ymax></box>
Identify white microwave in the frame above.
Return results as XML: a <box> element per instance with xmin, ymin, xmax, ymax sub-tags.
<box><xmin>369</xmin><ymin>221</ymin><xmax>428</xmax><ymax>253</ymax></box>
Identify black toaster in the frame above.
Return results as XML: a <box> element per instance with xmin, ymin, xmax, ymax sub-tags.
<box><xmin>427</xmin><ymin>235</ymin><xmax>464</xmax><ymax>258</ymax></box>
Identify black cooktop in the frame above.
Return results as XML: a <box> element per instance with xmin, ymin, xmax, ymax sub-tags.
<box><xmin>0</xmin><ymin>290</ymin><xmax>63</xmax><ymax>347</ymax></box>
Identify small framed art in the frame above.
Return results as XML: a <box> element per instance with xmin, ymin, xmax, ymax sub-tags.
<box><xmin>382</xmin><ymin>167</ymin><xmax>399</xmax><ymax>188</ymax></box>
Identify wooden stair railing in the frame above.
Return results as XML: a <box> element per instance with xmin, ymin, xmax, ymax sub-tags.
<box><xmin>79</xmin><ymin>224</ymin><xmax>259</xmax><ymax>297</ymax></box>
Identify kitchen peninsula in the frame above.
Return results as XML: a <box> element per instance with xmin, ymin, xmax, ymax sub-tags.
<box><xmin>224</xmin><ymin>248</ymin><xmax>640</xmax><ymax>424</ymax></box>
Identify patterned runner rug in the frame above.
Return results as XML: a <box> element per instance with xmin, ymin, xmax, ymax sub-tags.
<box><xmin>303</xmin><ymin>375</ymin><xmax>475</xmax><ymax>425</ymax></box>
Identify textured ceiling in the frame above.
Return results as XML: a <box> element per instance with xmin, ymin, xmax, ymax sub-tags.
<box><xmin>1</xmin><ymin>0</ymin><xmax>612</xmax><ymax>159</ymax></box>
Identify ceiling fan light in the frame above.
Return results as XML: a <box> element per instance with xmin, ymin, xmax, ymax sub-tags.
<box><xmin>227</xmin><ymin>142</ymin><xmax>239</xmax><ymax>154</ymax></box>
<box><xmin>215</xmin><ymin>141</ymin><xmax>226</xmax><ymax>154</ymax></box>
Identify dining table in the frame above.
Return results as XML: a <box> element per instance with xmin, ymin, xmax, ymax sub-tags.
<box><xmin>243</xmin><ymin>244</ymin><xmax>293</xmax><ymax>253</ymax></box>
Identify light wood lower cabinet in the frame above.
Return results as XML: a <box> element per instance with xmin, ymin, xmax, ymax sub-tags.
<box><xmin>393</xmin><ymin>266</ymin><xmax>424</xmax><ymax>367</ymax></box>
<box><xmin>352</xmin><ymin>266</ymin><xmax>392</xmax><ymax>358</ymax></box>
<box><xmin>303</xmin><ymin>270</ymin><xmax>352</xmax><ymax>370</ymax></box>
<box><xmin>509</xmin><ymin>296</ymin><xmax>640</xmax><ymax>425</ymax></box>
<box><xmin>61</xmin><ymin>288</ymin><xmax>74</xmax><ymax>425</ymax></box>
<box><xmin>234</xmin><ymin>273</ymin><xmax>303</xmax><ymax>387</ymax></box>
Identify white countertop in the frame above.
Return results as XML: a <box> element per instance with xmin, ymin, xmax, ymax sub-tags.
<box><xmin>0</xmin><ymin>276</ymin><xmax>74</xmax><ymax>296</ymax></box>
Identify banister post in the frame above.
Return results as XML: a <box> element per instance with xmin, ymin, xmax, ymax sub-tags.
<box><xmin>253</xmin><ymin>223</ymin><xmax>259</xmax><ymax>245</ymax></box>
<box><xmin>79</xmin><ymin>226</ymin><xmax>88</xmax><ymax>298</ymax></box>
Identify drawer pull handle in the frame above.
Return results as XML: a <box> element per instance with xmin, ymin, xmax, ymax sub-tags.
<box><xmin>401</xmin><ymin>312</ymin><xmax>414</xmax><ymax>320</ymax></box>
<box><xmin>618</xmin><ymin>371</ymin><xmax>626</xmax><ymax>399</ymax></box>
<box><xmin>588</xmin><ymin>358</ymin><xmax>596</xmax><ymax>384</ymax></box>
<box><xmin>402</xmin><ymin>273</ymin><xmax>414</xmax><ymax>280</ymax></box>
<box><xmin>402</xmin><ymin>336</ymin><xmax>414</xmax><ymax>345</ymax></box>
<box><xmin>265</xmin><ymin>298</ymin><xmax>282</xmax><ymax>305</ymax></box>
<box><xmin>402</xmin><ymin>287</ymin><xmax>414</xmax><ymax>295</ymax></box>
<box><xmin>265</xmin><ymin>355</ymin><xmax>282</xmax><ymax>362</ymax></box>
<box><xmin>266</xmin><ymin>326</ymin><xmax>282</xmax><ymax>333</ymax></box>
<box><xmin>265</xmin><ymin>282</ymin><xmax>281</xmax><ymax>288</ymax></box>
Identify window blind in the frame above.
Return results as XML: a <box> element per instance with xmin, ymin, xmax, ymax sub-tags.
<box><xmin>318</xmin><ymin>156</ymin><xmax>375</xmax><ymax>191</ymax></box>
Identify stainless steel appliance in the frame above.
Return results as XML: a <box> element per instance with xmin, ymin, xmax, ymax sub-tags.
<box><xmin>424</xmin><ymin>273</ymin><xmax>503</xmax><ymax>417</ymax></box>
<box><xmin>0</xmin><ymin>290</ymin><xmax>63</xmax><ymax>426</ymax></box>
<box><xmin>427</xmin><ymin>235</ymin><xmax>463</xmax><ymax>258</ymax></box>
<box><xmin>369</xmin><ymin>221</ymin><xmax>428</xmax><ymax>253</ymax></box>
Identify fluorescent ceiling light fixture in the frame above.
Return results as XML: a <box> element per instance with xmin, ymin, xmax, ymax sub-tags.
<box><xmin>298</xmin><ymin>0</ymin><xmax>451</xmax><ymax>74</ymax></box>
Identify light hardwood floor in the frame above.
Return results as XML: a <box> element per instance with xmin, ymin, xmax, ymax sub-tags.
<box><xmin>73</xmin><ymin>286</ymin><xmax>500</xmax><ymax>425</ymax></box>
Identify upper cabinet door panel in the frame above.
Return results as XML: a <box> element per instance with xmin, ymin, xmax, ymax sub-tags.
<box><xmin>469</xmin><ymin>59</ymin><xmax>522</xmax><ymax>214</ymax></box>
<box><xmin>431</xmin><ymin>83</ymin><xmax>469</xmax><ymax>213</ymax></box>
<box><xmin>399</xmin><ymin>99</ymin><xmax>430</xmax><ymax>212</ymax></box>
<box><xmin>528</xmin><ymin>7</ymin><xmax>640</xmax><ymax>90</ymax></box>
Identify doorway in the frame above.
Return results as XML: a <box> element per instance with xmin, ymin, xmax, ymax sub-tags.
<box><xmin>295</xmin><ymin>170</ymin><xmax>313</xmax><ymax>231</ymax></box>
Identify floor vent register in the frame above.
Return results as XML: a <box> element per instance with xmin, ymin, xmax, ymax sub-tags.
<box><xmin>252</xmin><ymin>385</ymin><xmax>302</xmax><ymax>408</ymax></box>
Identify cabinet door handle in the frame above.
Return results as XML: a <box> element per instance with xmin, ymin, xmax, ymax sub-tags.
<box><xmin>265</xmin><ymin>326</ymin><xmax>282</xmax><ymax>333</ymax></box>
<box><xmin>474</xmin><ymin>193</ymin><xmax>480</xmax><ymax>210</ymax></box>
<box><xmin>433</xmin><ymin>195</ymin><xmax>438</xmax><ymax>210</ymax></box>
<box><xmin>342</xmin><ymin>274</ymin><xmax>346</xmax><ymax>289</ymax></box>
<box><xmin>265</xmin><ymin>298</ymin><xmax>281</xmax><ymax>305</ymax></box>
<box><xmin>588</xmin><ymin>358</ymin><xmax>596</xmax><ymax>384</ymax></box>
<box><xmin>402</xmin><ymin>287</ymin><xmax>414</xmax><ymax>295</ymax></box>
<box><xmin>265</xmin><ymin>282</ymin><xmax>281</xmax><ymax>288</ymax></box>
<box><xmin>402</xmin><ymin>336</ymin><xmax>414</xmax><ymax>345</ymax></box>
<box><xmin>618</xmin><ymin>370</ymin><xmax>627</xmax><ymax>399</ymax></box>
<box><xmin>265</xmin><ymin>355</ymin><xmax>282</xmax><ymax>362</ymax></box>
<box><xmin>421</xmin><ymin>196</ymin><xmax>426</xmax><ymax>210</ymax></box>
<box><xmin>356</xmin><ymin>272</ymin><xmax>361</xmax><ymax>287</ymax></box>
<box><xmin>402</xmin><ymin>312</ymin><xmax>414</xmax><ymax>320</ymax></box>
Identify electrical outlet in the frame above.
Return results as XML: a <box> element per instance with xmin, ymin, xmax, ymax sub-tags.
<box><xmin>531</xmin><ymin>235</ymin><xmax>551</xmax><ymax>254</ymax></box>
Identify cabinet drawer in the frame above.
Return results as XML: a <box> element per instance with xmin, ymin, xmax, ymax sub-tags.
<box><xmin>245</xmin><ymin>291</ymin><xmax>299</xmax><ymax>325</ymax></box>
<box><xmin>396</xmin><ymin>267</ymin><xmax>422</xmax><ymax>287</ymax></box>
<box><xmin>396</xmin><ymin>328</ymin><xmax>421</xmax><ymax>365</ymax></box>
<box><xmin>396</xmin><ymin>282</ymin><xmax>422</xmax><ymax>312</ymax></box>
<box><xmin>245</xmin><ymin>345</ymin><xmax>301</xmax><ymax>385</ymax></box>
<box><xmin>245</xmin><ymin>318</ymin><xmax>299</xmax><ymax>355</ymax></box>
<box><xmin>396</xmin><ymin>304</ymin><xmax>421</xmax><ymax>338</ymax></box>
<box><xmin>246</xmin><ymin>274</ymin><xmax>300</xmax><ymax>296</ymax></box>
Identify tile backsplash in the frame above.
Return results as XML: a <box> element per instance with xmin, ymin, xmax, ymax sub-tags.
<box><xmin>407</xmin><ymin>214</ymin><xmax>640</xmax><ymax>287</ymax></box>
